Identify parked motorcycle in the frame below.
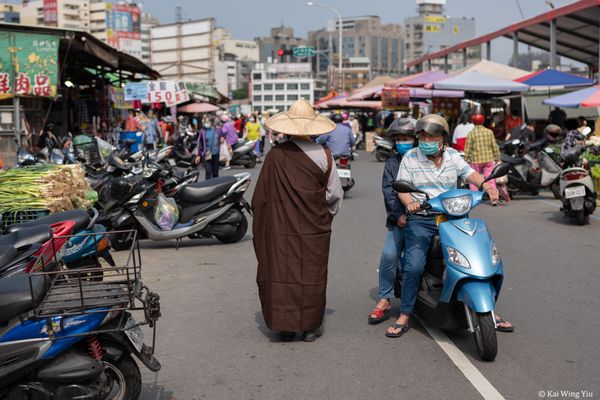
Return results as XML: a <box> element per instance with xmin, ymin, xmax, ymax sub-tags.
<box><xmin>500</xmin><ymin>138</ymin><xmax>561</xmax><ymax>197</ymax></box>
<box><xmin>0</xmin><ymin>226</ymin><xmax>161</xmax><ymax>399</ymax></box>
<box><xmin>558</xmin><ymin>151</ymin><xmax>597</xmax><ymax>225</ymax></box>
<box><xmin>101</xmin><ymin>170</ymin><xmax>253</xmax><ymax>250</ymax></box>
<box><xmin>336</xmin><ymin>155</ymin><xmax>355</xmax><ymax>193</ymax></box>
<box><xmin>373</xmin><ymin>134</ymin><xmax>393</xmax><ymax>162</ymax></box>
<box><xmin>222</xmin><ymin>138</ymin><xmax>259</xmax><ymax>168</ymax></box>
<box><xmin>392</xmin><ymin>163</ymin><xmax>511</xmax><ymax>361</ymax></box>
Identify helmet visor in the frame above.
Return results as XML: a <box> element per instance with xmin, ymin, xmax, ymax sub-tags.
<box><xmin>415</xmin><ymin>120</ymin><xmax>448</xmax><ymax>136</ymax></box>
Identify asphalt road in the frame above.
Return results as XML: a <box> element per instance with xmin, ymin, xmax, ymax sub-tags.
<box><xmin>126</xmin><ymin>150</ymin><xmax>599</xmax><ymax>400</ymax></box>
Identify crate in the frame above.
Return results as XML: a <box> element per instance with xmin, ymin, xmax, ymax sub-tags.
<box><xmin>0</xmin><ymin>209</ymin><xmax>49</xmax><ymax>232</ymax></box>
<box><xmin>73</xmin><ymin>134</ymin><xmax>103</xmax><ymax>165</ymax></box>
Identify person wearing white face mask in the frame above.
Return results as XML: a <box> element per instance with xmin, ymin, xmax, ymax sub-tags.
<box><xmin>196</xmin><ymin>116</ymin><xmax>221</xmax><ymax>180</ymax></box>
<box><xmin>244</xmin><ymin>113</ymin><xmax>262</xmax><ymax>163</ymax></box>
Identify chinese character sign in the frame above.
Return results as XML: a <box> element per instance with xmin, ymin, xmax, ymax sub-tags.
<box><xmin>0</xmin><ymin>31</ymin><xmax>59</xmax><ymax>97</ymax></box>
<box><xmin>381</xmin><ymin>89</ymin><xmax>410</xmax><ymax>110</ymax></box>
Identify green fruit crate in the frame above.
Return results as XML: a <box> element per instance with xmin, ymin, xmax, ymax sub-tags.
<box><xmin>0</xmin><ymin>209</ymin><xmax>49</xmax><ymax>233</ymax></box>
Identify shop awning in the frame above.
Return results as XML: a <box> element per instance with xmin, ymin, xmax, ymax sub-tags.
<box><xmin>515</xmin><ymin>69</ymin><xmax>595</xmax><ymax>87</ymax></box>
<box><xmin>0</xmin><ymin>23</ymin><xmax>159</xmax><ymax>79</ymax></box>
<box><xmin>349</xmin><ymin>85</ymin><xmax>463</xmax><ymax>100</ymax></box>
<box><xmin>434</xmin><ymin>71</ymin><xmax>529</xmax><ymax>93</ymax></box>
<box><xmin>385</xmin><ymin>71</ymin><xmax>449</xmax><ymax>88</ymax></box>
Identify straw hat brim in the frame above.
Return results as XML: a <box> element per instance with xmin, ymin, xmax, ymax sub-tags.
<box><xmin>265</xmin><ymin>112</ymin><xmax>335</xmax><ymax>136</ymax></box>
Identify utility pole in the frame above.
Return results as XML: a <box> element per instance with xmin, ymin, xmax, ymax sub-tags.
<box><xmin>176</xmin><ymin>6</ymin><xmax>182</xmax><ymax>80</ymax></box>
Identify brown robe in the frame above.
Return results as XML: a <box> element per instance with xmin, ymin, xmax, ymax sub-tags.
<box><xmin>253</xmin><ymin>141</ymin><xmax>333</xmax><ymax>332</ymax></box>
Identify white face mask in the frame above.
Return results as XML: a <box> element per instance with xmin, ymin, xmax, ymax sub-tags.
<box><xmin>250</xmin><ymin>118</ymin><xmax>256</xmax><ymax>122</ymax></box>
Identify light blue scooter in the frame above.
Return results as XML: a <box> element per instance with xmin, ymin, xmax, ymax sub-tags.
<box><xmin>393</xmin><ymin>163</ymin><xmax>511</xmax><ymax>361</ymax></box>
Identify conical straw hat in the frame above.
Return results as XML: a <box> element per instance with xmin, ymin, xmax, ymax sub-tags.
<box><xmin>264</xmin><ymin>98</ymin><xmax>335</xmax><ymax>136</ymax></box>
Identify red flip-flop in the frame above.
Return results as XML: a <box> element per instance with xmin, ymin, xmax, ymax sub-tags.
<box><xmin>368</xmin><ymin>307</ymin><xmax>391</xmax><ymax>325</ymax></box>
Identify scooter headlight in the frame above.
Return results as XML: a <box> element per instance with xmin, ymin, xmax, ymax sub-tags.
<box><xmin>442</xmin><ymin>195</ymin><xmax>472</xmax><ymax>216</ymax></box>
<box><xmin>491</xmin><ymin>242</ymin><xmax>500</xmax><ymax>265</ymax></box>
<box><xmin>446</xmin><ymin>246</ymin><xmax>471</xmax><ymax>269</ymax></box>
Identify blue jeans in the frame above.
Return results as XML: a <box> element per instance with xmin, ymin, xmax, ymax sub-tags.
<box><xmin>205</xmin><ymin>155</ymin><xmax>220</xmax><ymax>180</ymax></box>
<box><xmin>400</xmin><ymin>216</ymin><xmax>438</xmax><ymax>315</ymax></box>
<box><xmin>378</xmin><ymin>227</ymin><xmax>405</xmax><ymax>299</ymax></box>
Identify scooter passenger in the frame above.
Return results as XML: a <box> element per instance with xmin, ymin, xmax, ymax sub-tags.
<box><xmin>387</xmin><ymin>114</ymin><xmax>514</xmax><ymax>338</ymax></box>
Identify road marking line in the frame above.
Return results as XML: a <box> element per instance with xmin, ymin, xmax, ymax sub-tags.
<box><xmin>538</xmin><ymin>199</ymin><xmax>600</xmax><ymax>221</ymax></box>
<box><xmin>418</xmin><ymin>318</ymin><xmax>506</xmax><ymax>400</ymax></box>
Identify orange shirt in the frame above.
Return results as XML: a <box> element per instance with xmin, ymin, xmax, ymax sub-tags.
<box><xmin>504</xmin><ymin>115</ymin><xmax>522</xmax><ymax>133</ymax></box>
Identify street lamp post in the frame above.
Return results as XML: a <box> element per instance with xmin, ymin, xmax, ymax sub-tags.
<box><xmin>307</xmin><ymin>1</ymin><xmax>343</xmax><ymax>92</ymax></box>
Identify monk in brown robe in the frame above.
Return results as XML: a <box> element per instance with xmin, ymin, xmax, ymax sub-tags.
<box><xmin>253</xmin><ymin>99</ymin><xmax>343</xmax><ymax>342</ymax></box>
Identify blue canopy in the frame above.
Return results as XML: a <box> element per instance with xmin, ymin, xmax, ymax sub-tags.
<box><xmin>542</xmin><ymin>86</ymin><xmax>600</xmax><ymax>108</ymax></box>
<box><xmin>516</xmin><ymin>69</ymin><xmax>595</xmax><ymax>88</ymax></box>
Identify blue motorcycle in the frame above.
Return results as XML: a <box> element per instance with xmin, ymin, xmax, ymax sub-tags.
<box><xmin>393</xmin><ymin>163</ymin><xmax>511</xmax><ymax>361</ymax></box>
<box><xmin>0</xmin><ymin>229</ymin><xmax>161</xmax><ymax>399</ymax></box>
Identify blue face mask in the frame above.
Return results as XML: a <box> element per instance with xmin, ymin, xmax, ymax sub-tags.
<box><xmin>419</xmin><ymin>141</ymin><xmax>440</xmax><ymax>156</ymax></box>
<box><xmin>395</xmin><ymin>141</ymin><xmax>413</xmax><ymax>155</ymax></box>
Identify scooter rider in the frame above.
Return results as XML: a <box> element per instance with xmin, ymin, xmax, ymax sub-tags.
<box><xmin>316</xmin><ymin>114</ymin><xmax>355</xmax><ymax>158</ymax></box>
<box><xmin>387</xmin><ymin>114</ymin><xmax>511</xmax><ymax>338</ymax></box>
<box><xmin>368</xmin><ymin>118</ymin><xmax>417</xmax><ymax>324</ymax></box>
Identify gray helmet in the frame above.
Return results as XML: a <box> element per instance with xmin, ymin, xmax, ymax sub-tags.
<box><xmin>387</xmin><ymin>118</ymin><xmax>417</xmax><ymax>137</ymax></box>
<box><xmin>415</xmin><ymin>114</ymin><xmax>450</xmax><ymax>136</ymax></box>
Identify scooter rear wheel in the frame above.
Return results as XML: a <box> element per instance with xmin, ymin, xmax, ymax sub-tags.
<box><xmin>472</xmin><ymin>311</ymin><xmax>497</xmax><ymax>361</ymax></box>
<box><xmin>100</xmin><ymin>353</ymin><xmax>141</xmax><ymax>400</ymax></box>
<box><xmin>215</xmin><ymin>214</ymin><xmax>248</xmax><ymax>244</ymax></box>
<box><xmin>576</xmin><ymin>210</ymin><xmax>589</xmax><ymax>226</ymax></box>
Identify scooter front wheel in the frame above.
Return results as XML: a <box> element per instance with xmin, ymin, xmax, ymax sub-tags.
<box><xmin>472</xmin><ymin>311</ymin><xmax>497</xmax><ymax>361</ymax></box>
<box><xmin>109</xmin><ymin>231</ymin><xmax>135</xmax><ymax>252</ymax></box>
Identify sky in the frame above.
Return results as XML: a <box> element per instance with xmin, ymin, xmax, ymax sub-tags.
<box><xmin>140</xmin><ymin>0</ymin><xmax>577</xmax><ymax>66</ymax></box>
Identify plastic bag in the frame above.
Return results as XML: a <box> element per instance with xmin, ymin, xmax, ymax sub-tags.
<box><xmin>154</xmin><ymin>193</ymin><xmax>179</xmax><ymax>231</ymax></box>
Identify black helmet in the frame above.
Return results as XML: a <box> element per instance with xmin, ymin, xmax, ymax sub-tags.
<box><xmin>415</xmin><ymin>114</ymin><xmax>449</xmax><ymax>136</ymax></box>
<box><xmin>330</xmin><ymin>113</ymin><xmax>343</xmax><ymax>124</ymax></box>
<box><xmin>387</xmin><ymin>118</ymin><xmax>417</xmax><ymax>137</ymax></box>
<box><xmin>45</xmin><ymin>123</ymin><xmax>55</xmax><ymax>132</ymax></box>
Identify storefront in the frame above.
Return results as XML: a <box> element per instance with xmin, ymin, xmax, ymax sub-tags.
<box><xmin>0</xmin><ymin>23</ymin><xmax>158</xmax><ymax>165</ymax></box>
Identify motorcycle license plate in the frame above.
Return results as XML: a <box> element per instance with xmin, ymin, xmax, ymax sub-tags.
<box><xmin>124</xmin><ymin>316</ymin><xmax>144</xmax><ymax>353</ymax></box>
<box><xmin>167</xmin><ymin>159</ymin><xmax>176</xmax><ymax>167</ymax></box>
<box><xmin>565</xmin><ymin>186</ymin><xmax>585</xmax><ymax>199</ymax></box>
<box><xmin>337</xmin><ymin>169</ymin><xmax>352</xmax><ymax>179</ymax></box>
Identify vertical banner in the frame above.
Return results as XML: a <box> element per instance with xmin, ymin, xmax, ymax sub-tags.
<box><xmin>43</xmin><ymin>0</ymin><xmax>58</xmax><ymax>26</ymax></box>
<box><xmin>0</xmin><ymin>31</ymin><xmax>59</xmax><ymax>97</ymax></box>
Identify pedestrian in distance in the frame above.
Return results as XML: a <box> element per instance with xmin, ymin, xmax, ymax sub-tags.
<box><xmin>196</xmin><ymin>116</ymin><xmax>221</xmax><ymax>180</ymax></box>
<box><xmin>368</xmin><ymin>118</ymin><xmax>417</xmax><ymax>326</ymax></box>
<box><xmin>464</xmin><ymin>111</ymin><xmax>501</xmax><ymax>205</ymax></box>
<box><xmin>253</xmin><ymin>99</ymin><xmax>343</xmax><ymax>343</ymax></box>
<box><xmin>243</xmin><ymin>113</ymin><xmax>262</xmax><ymax>163</ymax></box>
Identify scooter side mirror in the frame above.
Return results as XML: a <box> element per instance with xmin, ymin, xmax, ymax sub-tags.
<box><xmin>484</xmin><ymin>163</ymin><xmax>511</xmax><ymax>183</ymax></box>
<box><xmin>392</xmin><ymin>180</ymin><xmax>430</xmax><ymax>200</ymax></box>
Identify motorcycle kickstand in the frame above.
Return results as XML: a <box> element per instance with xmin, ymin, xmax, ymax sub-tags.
<box><xmin>175</xmin><ymin>237</ymin><xmax>183</xmax><ymax>250</ymax></box>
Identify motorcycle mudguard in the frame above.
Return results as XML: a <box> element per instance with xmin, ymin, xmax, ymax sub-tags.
<box><xmin>113</xmin><ymin>211</ymin><xmax>135</xmax><ymax>229</ymax></box>
<box><xmin>36</xmin><ymin>349</ymin><xmax>103</xmax><ymax>383</ymax></box>
<box><xmin>456</xmin><ymin>280</ymin><xmax>497</xmax><ymax>313</ymax></box>
<box><xmin>101</xmin><ymin>332</ymin><xmax>161</xmax><ymax>372</ymax></box>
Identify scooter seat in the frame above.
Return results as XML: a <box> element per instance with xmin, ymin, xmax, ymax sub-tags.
<box><xmin>0</xmin><ymin>225</ymin><xmax>53</xmax><ymax>250</ymax></box>
<box><xmin>177</xmin><ymin>176</ymin><xmax>237</xmax><ymax>204</ymax></box>
<box><xmin>0</xmin><ymin>245</ymin><xmax>18</xmax><ymax>271</ymax></box>
<box><xmin>500</xmin><ymin>153</ymin><xmax>526</xmax><ymax>165</ymax></box>
<box><xmin>0</xmin><ymin>274</ymin><xmax>48</xmax><ymax>324</ymax></box>
<box><xmin>7</xmin><ymin>210</ymin><xmax>90</xmax><ymax>234</ymax></box>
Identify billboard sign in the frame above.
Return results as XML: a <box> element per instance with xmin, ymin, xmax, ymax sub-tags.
<box><xmin>381</xmin><ymin>88</ymin><xmax>410</xmax><ymax>110</ymax></box>
<box><xmin>106</xmin><ymin>3</ymin><xmax>142</xmax><ymax>58</ymax></box>
<box><xmin>43</xmin><ymin>0</ymin><xmax>58</xmax><ymax>26</ymax></box>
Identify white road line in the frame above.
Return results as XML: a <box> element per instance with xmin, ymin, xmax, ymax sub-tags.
<box><xmin>417</xmin><ymin>318</ymin><xmax>506</xmax><ymax>400</ymax></box>
<box><xmin>538</xmin><ymin>199</ymin><xmax>600</xmax><ymax>221</ymax></box>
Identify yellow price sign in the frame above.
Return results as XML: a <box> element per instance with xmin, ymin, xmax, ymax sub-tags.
<box><xmin>453</xmin><ymin>26</ymin><xmax>460</xmax><ymax>34</ymax></box>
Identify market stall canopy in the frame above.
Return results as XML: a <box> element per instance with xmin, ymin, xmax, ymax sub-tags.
<box><xmin>177</xmin><ymin>102</ymin><xmax>222</xmax><ymax>113</ymax></box>
<box><xmin>361</xmin><ymin>76</ymin><xmax>394</xmax><ymax>89</ymax></box>
<box><xmin>315</xmin><ymin>89</ymin><xmax>341</xmax><ymax>105</ymax></box>
<box><xmin>0</xmin><ymin>23</ymin><xmax>159</xmax><ymax>80</ymax></box>
<box><xmin>186</xmin><ymin>81</ymin><xmax>229</xmax><ymax>103</ymax></box>
<box><xmin>515</xmin><ymin>69</ymin><xmax>595</xmax><ymax>88</ymax></box>
<box><xmin>542</xmin><ymin>86</ymin><xmax>600</xmax><ymax>108</ymax></box>
<box><xmin>349</xmin><ymin>85</ymin><xmax>463</xmax><ymax>100</ymax></box>
<box><xmin>315</xmin><ymin>94</ymin><xmax>349</xmax><ymax>109</ymax></box>
<box><xmin>385</xmin><ymin>71</ymin><xmax>449</xmax><ymax>88</ymax></box>
<box><xmin>458</xmin><ymin>59</ymin><xmax>530</xmax><ymax>81</ymax></box>
<box><xmin>434</xmin><ymin>71</ymin><xmax>529</xmax><ymax>93</ymax></box>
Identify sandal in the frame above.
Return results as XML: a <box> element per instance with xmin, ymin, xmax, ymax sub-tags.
<box><xmin>368</xmin><ymin>307</ymin><xmax>391</xmax><ymax>325</ymax></box>
<box><xmin>495</xmin><ymin>318</ymin><xmax>514</xmax><ymax>332</ymax></box>
<box><xmin>386</xmin><ymin>323</ymin><xmax>410</xmax><ymax>338</ymax></box>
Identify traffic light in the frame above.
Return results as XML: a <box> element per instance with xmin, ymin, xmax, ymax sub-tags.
<box><xmin>277</xmin><ymin>48</ymin><xmax>293</xmax><ymax>57</ymax></box>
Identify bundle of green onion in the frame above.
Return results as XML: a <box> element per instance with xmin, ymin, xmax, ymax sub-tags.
<box><xmin>0</xmin><ymin>165</ymin><xmax>94</xmax><ymax>213</ymax></box>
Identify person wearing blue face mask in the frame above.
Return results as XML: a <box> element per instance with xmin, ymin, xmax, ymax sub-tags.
<box><xmin>368</xmin><ymin>117</ymin><xmax>418</xmax><ymax>325</ymax></box>
<box><xmin>386</xmin><ymin>114</ymin><xmax>511</xmax><ymax>338</ymax></box>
